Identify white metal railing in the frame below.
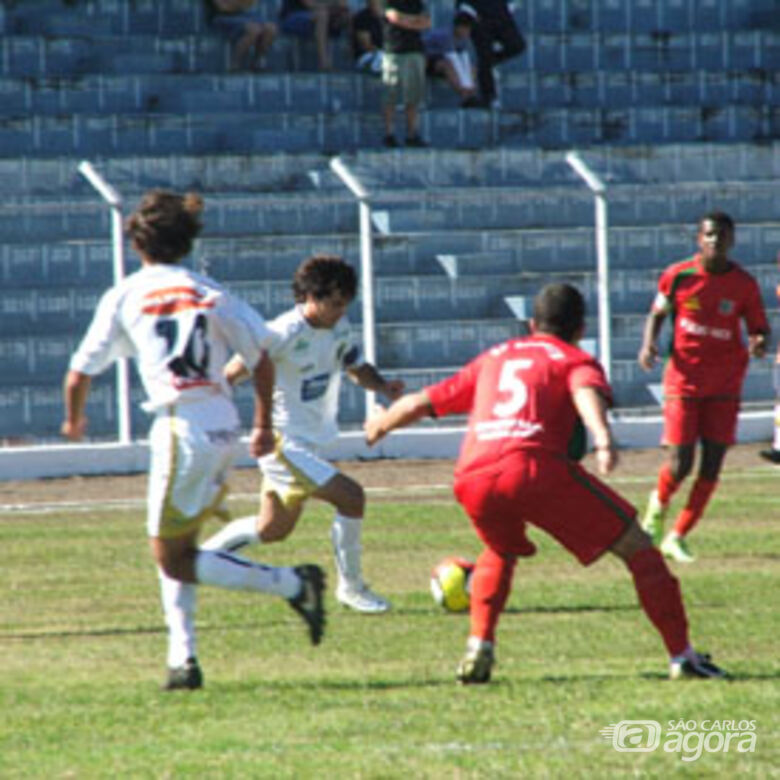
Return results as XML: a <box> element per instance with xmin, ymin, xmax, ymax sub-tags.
<box><xmin>565</xmin><ymin>151</ymin><xmax>612</xmax><ymax>382</ymax></box>
<box><xmin>328</xmin><ymin>156</ymin><xmax>378</xmax><ymax>417</ymax></box>
<box><xmin>77</xmin><ymin>161</ymin><xmax>131</xmax><ymax>443</ymax></box>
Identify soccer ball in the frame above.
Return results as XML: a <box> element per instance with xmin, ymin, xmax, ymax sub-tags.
<box><xmin>430</xmin><ymin>556</ymin><xmax>475</xmax><ymax>612</ymax></box>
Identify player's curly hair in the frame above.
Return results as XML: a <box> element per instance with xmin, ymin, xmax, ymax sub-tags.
<box><xmin>125</xmin><ymin>189</ymin><xmax>203</xmax><ymax>264</ymax></box>
<box><xmin>292</xmin><ymin>255</ymin><xmax>357</xmax><ymax>303</ymax></box>
<box><xmin>533</xmin><ymin>283</ymin><xmax>585</xmax><ymax>342</ymax></box>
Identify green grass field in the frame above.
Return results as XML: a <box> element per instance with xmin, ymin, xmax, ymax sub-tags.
<box><xmin>1</xmin><ymin>466</ymin><xmax>778</xmax><ymax>778</ymax></box>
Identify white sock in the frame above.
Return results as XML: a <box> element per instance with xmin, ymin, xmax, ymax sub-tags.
<box><xmin>331</xmin><ymin>513</ymin><xmax>363</xmax><ymax>589</ymax></box>
<box><xmin>201</xmin><ymin>515</ymin><xmax>260</xmax><ymax>552</ymax></box>
<box><xmin>195</xmin><ymin>549</ymin><xmax>300</xmax><ymax>599</ymax></box>
<box><xmin>467</xmin><ymin>636</ymin><xmax>493</xmax><ymax>653</ymax></box>
<box><xmin>773</xmin><ymin>404</ymin><xmax>780</xmax><ymax>449</ymax></box>
<box><xmin>158</xmin><ymin>568</ymin><xmax>197</xmax><ymax>668</ymax></box>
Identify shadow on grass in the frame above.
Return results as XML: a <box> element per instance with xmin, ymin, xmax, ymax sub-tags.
<box><xmin>220</xmin><ymin>677</ymin><xmax>454</xmax><ymax>693</ymax></box>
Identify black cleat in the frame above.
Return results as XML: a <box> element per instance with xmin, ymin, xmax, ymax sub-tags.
<box><xmin>456</xmin><ymin>643</ymin><xmax>495</xmax><ymax>685</ymax></box>
<box><xmin>163</xmin><ymin>657</ymin><xmax>203</xmax><ymax>691</ymax></box>
<box><xmin>288</xmin><ymin>564</ymin><xmax>326</xmax><ymax>646</ymax></box>
<box><xmin>669</xmin><ymin>651</ymin><xmax>727</xmax><ymax>680</ymax></box>
<box><xmin>760</xmin><ymin>448</ymin><xmax>780</xmax><ymax>464</ymax></box>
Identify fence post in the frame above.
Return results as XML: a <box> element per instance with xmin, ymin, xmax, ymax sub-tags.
<box><xmin>565</xmin><ymin>151</ymin><xmax>612</xmax><ymax>381</ymax></box>
<box><xmin>329</xmin><ymin>156</ymin><xmax>378</xmax><ymax>417</ymax></box>
<box><xmin>77</xmin><ymin>161</ymin><xmax>132</xmax><ymax>444</ymax></box>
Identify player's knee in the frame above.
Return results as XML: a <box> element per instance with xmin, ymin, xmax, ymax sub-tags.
<box><xmin>338</xmin><ymin>481</ymin><xmax>365</xmax><ymax>517</ymax></box>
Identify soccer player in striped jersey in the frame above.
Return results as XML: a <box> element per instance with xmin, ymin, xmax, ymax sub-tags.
<box><xmin>365</xmin><ymin>283</ymin><xmax>725</xmax><ymax>683</ymax></box>
<box><xmin>62</xmin><ymin>190</ymin><xmax>326</xmax><ymax>690</ymax></box>
<box><xmin>203</xmin><ymin>255</ymin><xmax>404</xmax><ymax>613</ymax></box>
<box><xmin>638</xmin><ymin>212</ymin><xmax>769</xmax><ymax>564</ymax></box>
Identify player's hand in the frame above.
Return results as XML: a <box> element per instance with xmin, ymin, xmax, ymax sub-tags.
<box><xmin>594</xmin><ymin>443</ymin><xmax>618</xmax><ymax>475</ymax></box>
<box><xmin>637</xmin><ymin>343</ymin><xmax>658</xmax><ymax>371</ymax></box>
<box><xmin>250</xmin><ymin>426</ymin><xmax>275</xmax><ymax>458</ymax></box>
<box><xmin>382</xmin><ymin>379</ymin><xmax>406</xmax><ymax>402</ymax></box>
<box><xmin>749</xmin><ymin>333</ymin><xmax>767</xmax><ymax>359</ymax></box>
<box><xmin>364</xmin><ymin>406</ymin><xmax>387</xmax><ymax>446</ymax></box>
<box><xmin>61</xmin><ymin>418</ymin><xmax>87</xmax><ymax>441</ymax></box>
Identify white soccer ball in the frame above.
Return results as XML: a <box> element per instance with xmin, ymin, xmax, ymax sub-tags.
<box><xmin>430</xmin><ymin>556</ymin><xmax>475</xmax><ymax>612</ymax></box>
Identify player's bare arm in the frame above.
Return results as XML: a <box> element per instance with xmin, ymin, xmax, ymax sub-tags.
<box><xmin>249</xmin><ymin>352</ymin><xmax>275</xmax><ymax>458</ymax></box>
<box><xmin>224</xmin><ymin>354</ymin><xmax>251</xmax><ymax>386</ymax></box>
<box><xmin>364</xmin><ymin>390</ymin><xmax>433</xmax><ymax>445</ymax></box>
<box><xmin>572</xmin><ymin>385</ymin><xmax>618</xmax><ymax>475</ymax></box>
<box><xmin>61</xmin><ymin>370</ymin><xmax>92</xmax><ymax>441</ymax></box>
<box><xmin>638</xmin><ymin>309</ymin><xmax>666</xmax><ymax>371</ymax></box>
<box><xmin>347</xmin><ymin>363</ymin><xmax>406</xmax><ymax>401</ymax></box>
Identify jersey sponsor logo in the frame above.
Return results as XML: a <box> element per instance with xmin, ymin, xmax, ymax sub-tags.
<box><xmin>293</xmin><ymin>338</ymin><xmax>310</xmax><ymax>353</ymax></box>
<box><xmin>141</xmin><ymin>286</ymin><xmax>215</xmax><ymax>316</ymax></box>
<box><xmin>474</xmin><ymin>418</ymin><xmax>543</xmax><ymax>441</ymax></box>
<box><xmin>301</xmin><ymin>373</ymin><xmax>330</xmax><ymax>401</ymax></box>
<box><xmin>679</xmin><ymin>316</ymin><xmax>732</xmax><ymax>341</ymax></box>
<box><xmin>719</xmin><ymin>299</ymin><xmax>735</xmax><ymax>315</ymax></box>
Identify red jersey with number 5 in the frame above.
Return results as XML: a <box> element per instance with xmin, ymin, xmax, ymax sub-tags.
<box><xmin>425</xmin><ymin>334</ymin><xmax>611</xmax><ymax>478</ymax></box>
<box><xmin>653</xmin><ymin>255</ymin><xmax>768</xmax><ymax>398</ymax></box>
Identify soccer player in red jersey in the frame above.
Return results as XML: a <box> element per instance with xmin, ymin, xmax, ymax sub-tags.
<box><xmin>638</xmin><ymin>212</ymin><xmax>769</xmax><ymax>563</ymax></box>
<box><xmin>365</xmin><ymin>283</ymin><xmax>725</xmax><ymax>683</ymax></box>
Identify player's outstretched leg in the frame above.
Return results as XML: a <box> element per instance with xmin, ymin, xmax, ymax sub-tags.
<box><xmin>287</xmin><ymin>564</ymin><xmax>327</xmax><ymax>646</ymax></box>
<box><xmin>332</xmin><ymin>513</ymin><xmax>391</xmax><ymax>614</ymax></box>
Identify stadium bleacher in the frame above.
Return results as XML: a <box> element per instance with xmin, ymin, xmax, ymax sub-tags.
<box><xmin>0</xmin><ymin>0</ymin><xmax>778</xmax><ymax>440</ymax></box>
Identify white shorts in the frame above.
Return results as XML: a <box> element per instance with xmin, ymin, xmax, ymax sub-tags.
<box><xmin>147</xmin><ymin>396</ymin><xmax>241</xmax><ymax>539</ymax></box>
<box><xmin>258</xmin><ymin>434</ymin><xmax>338</xmax><ymax>510</ymax></box>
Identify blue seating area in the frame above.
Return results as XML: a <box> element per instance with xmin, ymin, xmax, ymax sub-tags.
<box><xmin>0</xmin><ymin>0</ymin><xmax>778</xmax><ymax>440</ymax></box>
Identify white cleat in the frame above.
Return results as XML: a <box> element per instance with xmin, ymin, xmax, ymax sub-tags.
<box><xmin>336</xmin><ymin>582</ymin><xmax>391</xmax><ymax>614</ymax></box>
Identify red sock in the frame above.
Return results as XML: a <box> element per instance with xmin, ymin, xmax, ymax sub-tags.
<box><xmin>674</xmin><ymin>478</ymin><xmax>717</xmax><ymax>537</ymax></box>
<box><xmin>469</xmin><ymin>547</ymin><xmax>516</xmax><ymax>644</ymax></box>
<box><xmin>657</xmin><ymin>464</ymin><xmax>680</xmax><ymax>505</ymax></box>
<box><xmin>627</xmin><ymin>547</ymin><xmax>689</xmax><ymax>657</ymax></box>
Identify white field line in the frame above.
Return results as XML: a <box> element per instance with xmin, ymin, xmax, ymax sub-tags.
<box><xmin>0</xmin><ymin>468</ymin><xmax>775</xmax><ymax>516</ymax></box>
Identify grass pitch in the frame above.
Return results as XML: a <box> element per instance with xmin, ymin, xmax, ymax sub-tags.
<box><xmin>1</xmin><ymin>465</ymin><xmax>778</xmax><ymax>778</ymax></box>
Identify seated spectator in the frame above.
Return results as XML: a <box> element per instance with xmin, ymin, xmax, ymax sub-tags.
<box><xmin>352</xmin><ymin>0</ymin><xmax>384</xmax><ymax>76</ymax></box>
<box><xmin>382</xmin><ymin>0</ymin><xmax>431</xmax><ymax>147</ymax></box>
<box><xmin>280</xmin><ymin>0</ymin><xmax>351</xmax><ymax>71</ymax></box>
<box><xmin>455</xmin><ymin>0</ymin><xmax>525</xmax><ymax>107</ymax></box>
<box><xmin>206</xmin><ymin>0</ymin><xmax>277</xmax><ymax>71</ymax></box>
<box><xmin>423</xmin><ymin>12</ymin><xmax>478</xmax><ymax>107</ymax></box>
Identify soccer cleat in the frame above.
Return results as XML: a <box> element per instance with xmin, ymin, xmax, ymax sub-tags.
<box><xmin>288</xmin><ymin>564</ymin><xmax>326</xmax><ymax>646</ymax></box>
<box><xmin>670</xmin><ymin>651</ymin><xmax>727</xmax><ymax>680</ymax></box>
<box><xmin>760</xmin><ymin>448</ymin><xmax>780</xmax><ymax>465</ymax></box>
<box><xmin>456</xmin><ymin>642</ymin><xmax>495</xmax><ymax>685</ymax></box>
<box><xmin>641</xmin><ymin>489</ymin><xmax>668</xmax><ymax>546</ymax></box>
<box><xmin>163</xmin><ymin>657</ymin><xmax>203</xmax><ymax>691</ymax></box>
<box><xmin>336</xmin><ymin>582</ymin><xmax>391</xmax><ymax>614</ymax></box>
<box><xmin>661</xmin><ymin>533</ymin><xmax>695</xmax><ymax>564</ymax></box>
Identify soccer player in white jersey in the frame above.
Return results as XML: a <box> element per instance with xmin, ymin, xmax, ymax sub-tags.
<box><xmin>61</xmin><ymin>190</ymin><xmax>326</xmax><ymax>690</ymax></box>
<box><xmin>203</xmin><ymin>255</ymin><xmax>404</xmax><ymax>613</ymax></box>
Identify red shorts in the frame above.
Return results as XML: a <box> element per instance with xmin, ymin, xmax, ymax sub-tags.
<box><xmin>453</xmin><ymin>452</ymin><xmax>636</xmax><ymax>566</ymax></box>
<box><xmin>662</xmin><ymin>396</ymin><xmax>740</xmax><ymax>446</ymax></box>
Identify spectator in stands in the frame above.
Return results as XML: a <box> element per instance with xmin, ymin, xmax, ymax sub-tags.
<box><xmin>205</xmin><ymin>0</ymin><xmax>277</xmax><ymax>71</ymax></box>
<box><xmin>383</xmin><ymin>0</ymin><xmax>431</xmax><ymax>147</ymax></box>
<box><xmin>279</xmin><ymin>0</ymin><xmax>351</xmax><ymax>71</ymax></box>
<box><xmin>455</xmin><ymin>0</ymin><xmax>525</xmax><ymax>107</ymax></box>
<box><xmin>352</xmin><ymin>0</ymin><xmax>384</xmax><ymax>75</ymax></box>
<box><xmin>423</xmin><ymin>12</ymin><xmax>479</xmax><ymax>107</ymax></box>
